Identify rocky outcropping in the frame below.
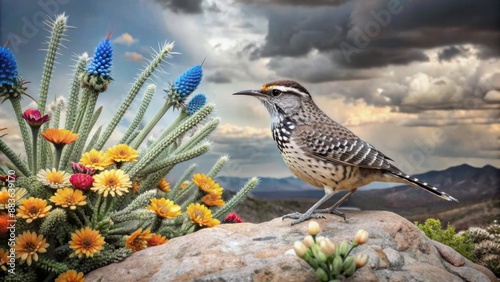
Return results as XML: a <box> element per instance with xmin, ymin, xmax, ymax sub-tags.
<box><xmin>85</xmin><ymin>211</ymin><xmax>497</xmax><ymax>281</ymax></box>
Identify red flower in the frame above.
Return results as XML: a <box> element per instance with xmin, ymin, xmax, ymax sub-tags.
<box><xmin>71</xmin><ymin>162</ymin><xmax>97</xmax><ymax>176</ymax></box>
<box><xmin>0</xmin><ymin>174</ymin><xmax>19</xmax><ymax>183</ymax></box>
<box><xmin>70</xmin><ymin>174</ymin><xmax>94</xmax><ymax>191</ymax></box>
<box><xmin>21</xmin><ymin>109</ymin><xmax>50</xmax><ymax>127</ymax></box>
<box><xmin>0</xmin><ymin>212</ymin><xmax>9</xmax><ymax>234</ymax></box>
<box><xmin>222</xmin><ymin>212</ymin><xmax>243</xmax><ymax>224</ymax></box>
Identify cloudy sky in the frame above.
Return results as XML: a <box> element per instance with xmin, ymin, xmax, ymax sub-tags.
<box><xmin>1</xmin><ymin>0</ymin><xmax>499</xmax><ymax>183</ymax></box>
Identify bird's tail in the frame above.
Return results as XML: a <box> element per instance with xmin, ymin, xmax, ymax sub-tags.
<box><xmin>386</xmin><ymin>171</ymin><xmax>458</xmax><ymax>202</ymax></box>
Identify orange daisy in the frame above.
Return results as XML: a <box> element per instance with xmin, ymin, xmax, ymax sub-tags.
<box><xmin>105</xmin><ymin>144</ymin><xmax>138</xmax><ymax>163</ymax></box>
<box><xmin>186</xmin><ymin>203</ymin><xmax>220</xmax><ymax>227</ymax></box>
<box><xmin>55</xmin><ymin>270</ymin><xmax>85</xmax><ymax>282</ymax></box>
<box><xmin>156</xmin><ymin>178</ymin><xmax>171</xmax><ymax>193</ymax></box>
<box><xmin>49</xmin><ymin>188</ymin><xmax>87</xmax><ymax>210</ymax></box>
<box><xmin>0</xmin><ymin>248</ymin><xmax>8</xmax><ymax>271</ymax></box>
<box><xmin>69</xmin><ymin>227</ymin><xmax>105</xmax><ymax>258</ymax></box>
<box><xmin>147</xmin><ymin>234</ymin><xmax>168</xmax><ymax>247</ymax></box>
<box><xmin>201</xmin><ymin>193</ymin><xmax>225</xmax><ymax>207</ymax></box>
<box><xmin>146</xmin><ymin>198</ymin><xmax>181</xmax><ymax>219</ymax></box>
<box><xmin>192</xmin><ymin>173</ymin><xmax>223</xmax><ymax>195</ymax></box>
<box><xmin>125</xmin><ymin>228</ymin><xmax>152</xmax><ymax>253</ymax></box>
<box><xmin>14</xmin><ymin>231</ymin><xmax>49</xmax><ymax>266</ymax></box>
<box><xmin>41</xmin><ymin>128</ymin><xmax>78</xmax><ymax>146</ymax></box>
<box><xmin>17</xmin><ymin>197</ymin><xmax>52</xmax><ymax>223</ymax></box>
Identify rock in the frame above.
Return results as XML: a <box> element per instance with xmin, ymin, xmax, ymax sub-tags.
<box><xmin>85</xmin><ymin>211</ymin><xmax>496</xmax><ymax>282</ymax></box>
<box><xmin>432</xmin><ymin>240</ymin><xmax>466</xmax><ymax>267</ymax></box>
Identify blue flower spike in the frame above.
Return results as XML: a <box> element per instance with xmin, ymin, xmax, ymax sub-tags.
<box><xmin>0</xmin><ymin>46</ymin><xmax>18</xmax><ymax>86</ymax></box>
<box><xmin>186</xmin><ymin>93</ymin><xmax>207</xmax><ymax>115</ymax></box>
<box><xmin>173</xmin><ymin>65</ymin><xmax>203</xmax><ymax>98</ymax></box>
<box><xmin>81</xmin><ymin>31</ymin><xmax>114</xmax><ymax>92</ymax></box>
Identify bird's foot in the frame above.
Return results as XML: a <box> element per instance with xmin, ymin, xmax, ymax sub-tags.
<box><xmin>282</xmin><ymin>212</ymin><xmax>326</xmax><ymax>226</ymax></box>
<box><xmin>313</xmin><ymin>208</ymin><xmax>347</xmax><ymax>221</ymax></box>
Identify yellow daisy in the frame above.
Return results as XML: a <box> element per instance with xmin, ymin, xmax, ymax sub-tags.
<box><xmin>106</xmin><ymin>144</ymin><xmax>138</xmax><ymax>163</ymax></box>
<box><xmin>69</xmin><ymin>227</ymin><xmax>105</xmax><ymax>258</ymax></box>
<box><xmin>125</xmin><ymin>228</ymin><xmax>152</xmax><ymax>253</ymax></box>
<box><xmin>36</xmin><ymin>168</ymin><xmax>71</xmax><ymax>189</ymax></box>
<box><xmin>0</xmin><ymin>187</ymin><xmax>27</xmax><ymax>209</ymax></box>
<box><xmin>201</xmin><ymin>193</ymin><xmax>225</xmax><ymax>207</ymax></box>
<box><xmin>49</xmin><ymin>188</ymin><xmax>87</xmax><ymax>210</ymax></box>
<box><xmin>147</xmin><ymin>234</ymin><xmax>168</xmax><ymax>247</ymax></box>
<box><xmin>156</xmin><ymin>178</ymin><xmax>171</xmax><ymax>193</ymax></box>
<box><xmin>17</xmin><ymin>197</ymin><xmax>52</xmax><ymax>223</ymax></box>
<box><xmin>186</xmin><ymin>203</ymin><xmax>220</xmax><ymax>227</ymax></box>
<box><xmin>179</xmin><ymin>181</ymin><xmax>189</xmax><ymax>190</ymax></box>
<box><xmin>55</xmin><ymin>270</ymin><xmax>85</xmax><ymax>282</ymax></box>
<box><xmin>14</xmin><ymin>231</ymin><xmax>49</xmax><ymax>266</ymax></box>
<box><xmin>91</xmin><ymin>169</ymin><xmax>132</xmax><ymax>197</ymax></box>
<box><xmin>192</xmin><ymin>173</ymin><xmax>223</xmax><ymax>195</ymax></box>
<box><xmin>146</xmin><ymin>198</ymin><xmax>181</xmax><ymax>219</ymax></box>
<box><xmin>79</xmin><ymin>149</ymin><xmax>113</xmax><ymax>170</ymax></box>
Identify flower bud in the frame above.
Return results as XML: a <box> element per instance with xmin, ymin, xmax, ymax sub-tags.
<box><xmin>344</xmin><ymin>261</ymin><xmax>356</xmax><ymax>276</ymax></box>
<box><xmin>315</xmin><ymin>267</ymin><xmax>328</xmax><ymax>282</ymax></box>
<box><xmin>316</xmin><ymin>250</ymin><xmax>328</xmax><ymax>263</ymax></box>
<box><xmin>332</xmin><ymin>256</ymin><xmax>343</xmax><ymax>275</ymax></box>
<box><xmin>307</xmin><ymin>221</ymin><xmax>321</xmax><ymax>236</ymax></box>
<box><xmin>355</xmin><ymin>253</ymin><xmax>369</xmax><ymax>268</ymax></box>
<box><xmin>303</xmin><ymin>235</ymin><xmax>315</xmax><ymax>248</ymax></box>
<box><xmin>339</xmin><ymin>241</ymin><xmax>349</xmax><ymax>257</ymax></box>
<box><xmin>320</xmin><ymin>238</ymin><xmax>336</xmax><ymax>256</ymax></box>
<box><xmin>293</xmin><ymin>241</ymin><xmax>307</xmax><ymax>257</ymax></box>
<box><xmin>342</xmin><ymin>256</ymin><xmax>354</xmax><ymax>271</ymax></box>
<box><xmin>354</xmin><ymin>229</ymin><xmax>369</xmax><ymax>245</ymax></box>
<box><xmin>315</xmin><ymin>236</ymin><xmax>326</xmax><ymax>245</ymax></box>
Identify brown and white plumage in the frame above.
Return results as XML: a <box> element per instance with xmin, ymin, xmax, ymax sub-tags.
<box><xmin>234</xmin><ymin>80</ymin><xmax>458</xmax><ymax>225</ymax></box>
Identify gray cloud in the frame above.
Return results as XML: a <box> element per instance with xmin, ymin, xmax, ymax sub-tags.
<box><xmin>438</xmin><ymin>46</ymin><xmax>469</xmax><ymax>62</ymax></box>
<box><xmin>206</xmin><ymin>70</ymin><xmax>232</xmax><ymax>84</ymax></box>
<box><xmin>154</xmin><ymin>0</ymin><xmax>203</xmax><ymax>14</ymax></box>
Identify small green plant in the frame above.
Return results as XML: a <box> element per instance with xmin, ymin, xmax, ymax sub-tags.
<box><xmin>469</xmin><ymin>221</ymin><xmax>500</xmax><ymax>277</ymax></box>
<box><xmin>293</xmin><ymin>221</ymin><xmax>370</xmax><ymax>282</ymax></box>
<box><xmin>416</xmin><ymin>218</ymin><xmax>475</xmax><ymax>261</ymax></box>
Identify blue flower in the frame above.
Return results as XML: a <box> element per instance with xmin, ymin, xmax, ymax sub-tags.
<box><xmin>86</xmin><ymin>38</ymin><xmax>113</xmax><ymax>79</ymax></box>
<box><xmin>173</xmin><ymin>65</ymin><xmax>203</xmax><ymax>98</ymax></box>
<box><xmin>0</xmin><ymin>46</ymin><xmax>19</xmax><ymax>86</ymax></box>
<box><xmin>186</xmin><ymin>94</ymin><xmax>207</xmax><ymax>115</ymax></box>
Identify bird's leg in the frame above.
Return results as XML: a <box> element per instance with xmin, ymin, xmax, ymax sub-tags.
<box><xmin>314</xmin><ymin>189</ymin><xmax>357</xmax><ymax>221</ymax></box>
<box><xmin>282</xmin><ymin>192</ymin><xmax>334</xmax><ymax>226</ymax></box>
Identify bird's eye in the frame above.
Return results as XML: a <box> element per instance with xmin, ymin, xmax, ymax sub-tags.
<box><xmin>271</xmin><ymin>89</ymin><xmax>281</xmax><ymax>96</ymax></box>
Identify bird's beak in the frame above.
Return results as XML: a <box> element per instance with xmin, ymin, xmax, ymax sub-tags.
<box><xmin>232</xmin><ymin>89</ymin><xmax>267</xmax><ymax>98</ymax></box>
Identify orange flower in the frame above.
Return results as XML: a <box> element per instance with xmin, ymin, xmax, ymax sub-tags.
<box><xmin>105</xmin><ymin>144</ymin><xmax>138</xmax><ymax>163</ymax></box>
<box><xmin>41</xmin><ymin>128</ymin><xmax>78</xmax><ymax>146</ymax></box>
<box><xmin>0</xmin><ymin>248</ymin><xmax>9</xmax><ymax>271</ymax></box>
<box><xmin>55</xmin><ymin>270</ymin><xmax>85</xmax><ymax>282</ymax></box>
<box><xmin>179</xmin><ymin>181</ymin><xmax>189</xmax><ymax>190</ymax></box>
<box><xmin>201</xmin><ymin>193</ymin><xmax>225</xmax><ymax>207</ymax></box>
<box><xmin>69</xmin><ymin>227</ymin><xmax>105</xmax><ymax>258</ymax></box>
<box><xmin>50</xmin><ymin>188</ymin><xmax>87</xmax><ymax>210</ymax></box>
<box><xmin>132</xmin><ymin>181</ymin><xmax>140</xmax><ymax>193</ymax></box>
<box><xmin>146</xmin><ymin>198</ymin><xmax>181</xmax><ymax>219</ymax></box>
<box><xmin>17</xmin><ymin>197</ymin><xmax>52</xmax><ymax>223</ymax></box>
<box><xmin>125</xmin><ymin>228</ymin><xmax>152</xmax><ymax>253</ymax></box>
<box><xmin>0</xmin><ymin>187</ymin><xmax>27</xmax><ymax>209</ymax></box>
<box><xmin>0</xmin><ymin>191</ymin><xmax>9</xmax><ymax>210</ymax></box>
<box><xmin>0</xmin><ymin>213</ymin><xmax>9</xmax><ymax>234</ymax></box>
<box><xmin>156</xmin><ymin>178</ymin><xmax>170</xmax><ymax>192</ymax></box>
<box><xmin>147</xmin><ymin>234</ymin><xmax>168</xmax><ymax>247</ymax></box>
<box><xmin>186</xmin><ymin>203</ymin><xmax>220</xmax><ymax>227</ymax></box>
<box><xmin>15</xmin><ymin>231</ymin><xmax>49</xmax><ymax>266</ymax></box>
<box><xmin>192</xmin><ymin>173</ymin><xmax>223</xmax><ymax>195</ymax></box>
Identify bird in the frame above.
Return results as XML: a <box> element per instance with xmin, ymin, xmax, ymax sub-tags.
<box><xmin>233</xmin><ymin>80</ymin><xmax>458</xmax><ymax>226</ymax></box>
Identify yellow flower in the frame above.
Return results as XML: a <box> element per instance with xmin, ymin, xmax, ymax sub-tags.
<box><xmin>146</xmin><ymin>198</ymin><xmax>181</xmax><ymax>219</ymax></box>
<box><xmin>186</xmin><ymin>203</ymin><xmax>220</xmax><ymax>227</ymax></box>
<box><xmin>192</xmin><ymin>173</ymin><xmax>223</xmax><ymax>195</ymax></box>
<box><xmin>179</xmin><ymin>181</ymin><xmax>189</xmax><ymax>190</ymax></box>
<box><xmin>125</xmin><ymin>228</ymin><xmax>152</xmax><ymax>253</ymax></box>
<box><xmin>201</xmin><ymin>193</ymin><xmax>225</xmax><ymax>207</ymax></box>
<box><xmin>36</xmin><ymin>168</ymin><xmax>71</xmax><ymax>189</ymax></box>
<box><xmin>132</xmin><ymin>181</ymin><xmax>140</xmax><ymax>193</ymax></box>
<box><xmin>14</xmin><ymin>231</ymin><xmax>49</xmax><ymax>266</ymax></box>
<box><xmin>106</xmin><ymin>144</ymin><xmax>138</xmax><ymax>163</ymax></box>
<box><xmin>40</xmin><ymin>128</ymin><xmax>78</xmax><ymax>146</ymax></box>
<box><xmin>69</xmin><ymin>227</ymin><xmax>105</xmax><ymax>258</ymax></box>
<box><xmin>55</xmin><ymin>270</ymin><xmax>85</xmax><ymax>282</ymax></box>
<box><xmin>50</xmin><ymin>188</ymin><xmax>87</xmax><ymax>210</ymax></box>
<box><xmin>0</xmin><ymin>187</ymin><xmax>27</xmax><ymax>209</ymax></box>
<box><xmin>147</xmin><ymin>234</ymin><xmax>168</xmax><ymax>247</ymax></box>
<box><xmin>79</xmin><ymin>149</ymin><xmax>113</xmax><ymax>170</ymax></box>
<box><xmin>17</xmin><ymin>197</ymin><xmax>52</xmax><ymax>223</ymax></box>
<box><xmin>0</xmin><ymin>248</ymin><xmax>8</xmax><ymax>271</ymax></box>
<box><xmin>91</xmin><ymin>169</ymin><xmax>132</xmax><ymax>197</ymax></box>
<box><xmin>156</xmin><ymin>178</ymin><xmax>170</xmax><ymax>192</ymax></box>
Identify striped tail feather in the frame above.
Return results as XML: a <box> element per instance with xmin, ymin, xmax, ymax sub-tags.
<box><xmin>388</xmin><ymin>171</ymin><xmax>459</xmax><ymax>202</ymax></box>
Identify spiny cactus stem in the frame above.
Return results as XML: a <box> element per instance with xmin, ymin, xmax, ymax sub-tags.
<box><xmin>65</xmin><ymin>54</ymin><xmax>88</xmax><ymax>130</ymax></box>
<box><xmin>77</xmin><ymin>208</ymin><xmax>91</xmax><ymax>226</ymax></box>
<box><xmin>10</xmin><ymin>98</ymin><xmax>33</xmax><ymax>171</ymax></box>
<box><xmin>213</xmin><ymin>177</ymin><xmax>259</xmax><ymax>220</ymax></box>
<box><xmin>130</xmin><ymin>100</ymin><xmax>172</xmax><ymax>150</ymax></box>
<box><xmin>39</xmin><ymin>15</ymin><xmax>67</xmax><ymax>114</ymax></box>
<box><xmin>53</xmin><ymin>103</ymin><xmax>62</xmax><ymax>128</ymax></box>
<box><xmin>170</xmin><ymin>163</ymin><xmax>197</xmax><ymax>199</ymax></box>
<box><xmin>139</xmin><ymin>144</ymin><xmax>209</xmax><ymax>176</ymax></box>
<box><xmin>0</xmin><ymin>138</ymin><xmax>30</xmax><ymax>176</ymax></box>
<box><xmin>120</xmin><ymin>84</ymin><xmax>156</xmax><ymax>144</ymax></box>
<box><xmin>174</xmin><ymin>118</ymin><xmax>219</xmax><ymax>154</ymax></box>
<box><xmin>150</xmin><ymin>110</ymin><xmax>186</xmax><ymax>148</ymax></box>
<box><xmin>71</xmin><ymin>89</ymin><xmax>99</xmax><ymax>163</ymax></box>
<box><xmin>30</xmin><ymin>127</ymin><xmax>40</xmax><ymax>174</ymax></box>
<box><xmin>69</xmin><ymin>210</ymin><xmax>84</xmax><ymax>227</ymax></box>
<box><xmin>206</xmin><ymin>155</ymin><xmax>229</xmax><ymax>179</ymax></box>
<box><xmin>53</xmin><ymin>145</ymin><xmax>64</xmax><ymax>171</ymax></box>
<box><xmin>94</xmin><ymin>43</ymin><xmax>174</xmax><ymax>150</ymax></box>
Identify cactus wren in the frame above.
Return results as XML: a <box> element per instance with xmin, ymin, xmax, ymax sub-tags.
<box><xmin>234</xmin><ymin>80</ymin><xmax>458</xmax><ymax>225</ymax></box>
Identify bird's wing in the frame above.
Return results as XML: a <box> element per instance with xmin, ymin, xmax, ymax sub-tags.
<box><xmin>292</xmin><ymin>123</ymin><xmax>393</xmax><ymax>170</ymax></box>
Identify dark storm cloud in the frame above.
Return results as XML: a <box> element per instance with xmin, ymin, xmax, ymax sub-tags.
<box><xmin>206</xmin><ymin>70</ymin><xmax>232</xmax><ymax>84</ymax></box>
<box><xmin>248</xmin><ymin>0</ymin><xmax>500</xmax><ymax>71</ymax></box>
<box><xmin>236</xmin><ymin>0</ymin><xmax>351</xmax><ymax>6</ymax></box>
<box><xmin>438</xmin><ymin>46</ymin><xmax>470</xmax><ymax>62</ymax></box>
<box><xmin>154</xmin><ymin>0</ymin><xmax>202</xmax><ymax>14</ymax></box>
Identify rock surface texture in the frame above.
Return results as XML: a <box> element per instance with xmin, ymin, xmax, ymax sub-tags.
<box><xmin>85</xmin><ymin>211</ymin><xmax>497</xmax><ymax>282</ymax></box>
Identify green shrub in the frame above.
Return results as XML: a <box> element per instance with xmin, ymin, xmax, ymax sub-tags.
<box><xmin>416</xmin><ymin>218</ymin><xmax>475</xmax><ymax>261</ymax></box>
